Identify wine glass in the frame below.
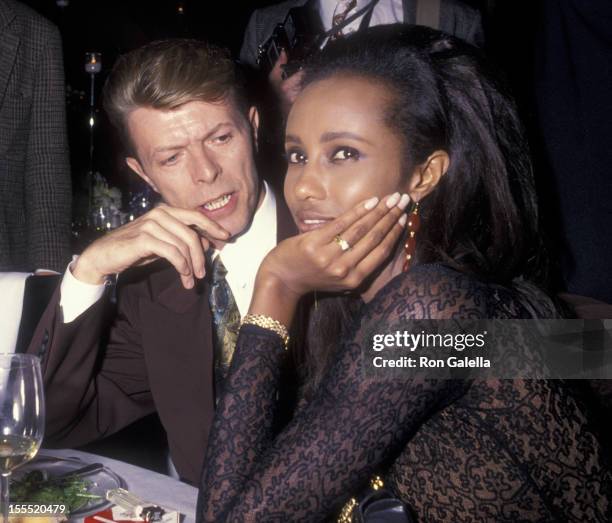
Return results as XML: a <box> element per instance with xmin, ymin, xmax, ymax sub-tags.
<box><xmin>0</xmin><ymin>354</ymin><xmax>45</xmax><ymax>523</ymax></box>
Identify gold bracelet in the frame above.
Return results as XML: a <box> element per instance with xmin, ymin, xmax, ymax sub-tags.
<box><xmin>241</xmin><ymin>314</ymin><xmax>290</xmax><ymax>349</ymax></box>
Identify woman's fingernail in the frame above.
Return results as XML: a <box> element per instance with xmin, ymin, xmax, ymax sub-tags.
<box><xmin>364</xmin><ymin>197</ymin><xmax>379</xmax><ymax>210</ymax></box>
<box><xmin>398</xmin><ymin>194</ymin><xmax>411</xmax><ymax>210</ymax></box>
<box><xmin>386</xmin><ymin>192</ymin><xmax>401</xmax><ymax>208</ymax></box>
<box><xmin>398</xmin><ymin>214</ymin><xmax>408</xmax><ymax>226</ymax></box>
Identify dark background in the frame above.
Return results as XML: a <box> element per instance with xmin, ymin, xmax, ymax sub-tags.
<box><xmin>19</xmin><ymin>0</ymin><xmax>534</xmax><ymax>210</ymax></box>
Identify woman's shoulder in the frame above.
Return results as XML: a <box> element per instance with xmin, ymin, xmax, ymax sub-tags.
<box><xmin>365</xmin><ymin>263</ymin><xmax>555</xmax><ymax>320</ymax></box>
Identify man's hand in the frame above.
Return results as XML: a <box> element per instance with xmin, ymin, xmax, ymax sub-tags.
<box><xmin>268</xmin><ymin>49</ymin><xmax>305</xmax><ymax>115</ymax></box>
<box><xmin>73</xmin><ymin>204</ymin><xmax>230</xmax><ymax>289</ymax></box>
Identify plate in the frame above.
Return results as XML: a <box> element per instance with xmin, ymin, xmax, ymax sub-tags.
<box><xmin>12</xmin><ymin>454</ymin><xmax>127</xmax><ymax>517</ymax></box>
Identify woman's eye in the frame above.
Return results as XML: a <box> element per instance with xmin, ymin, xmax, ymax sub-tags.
<box><xmin>287</xmin><ymin>150</ymin><xmax>307</xmax><ymax>164</ymax></box>
<box><xmin>213</xmin><ymin>133</ymin><xmax>232</xmax><ymax>144</ymax></box>
<box><xmin>331</xmin><ymin>147</ymin><xmax>360</xmax><ymax>162</ymax></box>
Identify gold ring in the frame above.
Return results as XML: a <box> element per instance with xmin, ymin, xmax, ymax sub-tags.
<box><xmin>334</xmin><ymin>235</ymin><xmax>351</xmax><ymax>252</ymax></box>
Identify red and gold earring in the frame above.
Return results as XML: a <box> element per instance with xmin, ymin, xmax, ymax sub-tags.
<box><xmin>402</xmin><ymin>202</ymin><xmax>420</xmax><ymax>272</ymax></box>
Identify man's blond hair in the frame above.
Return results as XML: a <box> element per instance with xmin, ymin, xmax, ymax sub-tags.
<box><xmin>103</xmin><ymin>39</ymin><xmax>248</xmax><ymax>152</ymax></box>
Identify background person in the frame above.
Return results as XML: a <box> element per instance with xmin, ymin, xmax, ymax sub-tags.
<box><xmin>0</xmin><ymin>0</ymin><xmax>71</xmax><ymax>272</ymax></box>
<box><xmin>240</xmin><ymin>0</ymin><xmax>484</xmax><ymax>111</ymax></box>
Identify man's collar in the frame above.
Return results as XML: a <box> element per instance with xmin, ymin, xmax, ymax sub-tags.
<box><xmin>216</xmin><ymin>180</ymin><xmax>277</xmax><ymax>269</ymax></box>
<box><xmin>153</xmin><ymin>181</ymin><xmax>295</xmax><ymax>313</ymax></box>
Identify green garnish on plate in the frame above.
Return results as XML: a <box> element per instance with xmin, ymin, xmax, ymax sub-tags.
<box><xmin>11</xmin><ymin>470</ymin><xmax>102</xmax><ymax>513</ymax></box>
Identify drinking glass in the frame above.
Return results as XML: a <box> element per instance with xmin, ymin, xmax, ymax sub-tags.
<box><xmin>0</xmin><ymin>354</ymin><xmax>45</xmax><ymax>522</ymax></box>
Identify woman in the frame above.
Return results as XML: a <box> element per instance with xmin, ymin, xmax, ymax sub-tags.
<box><xmin>197</xmin><ymin>27</ymin><xmax>610</xmax><ymax>521</ymax></box>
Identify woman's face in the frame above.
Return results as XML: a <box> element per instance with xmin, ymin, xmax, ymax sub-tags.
<box><xmin>284</xmin><ymin>75</ymin><xmax>407</xmax><ymax>233</ymax></box>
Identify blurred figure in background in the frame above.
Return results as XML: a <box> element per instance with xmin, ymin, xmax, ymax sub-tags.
<box><xmin>533</xmin><ymin>0</ymin><xmax>612</xmax><ymax>304</ymax></box>
<box><xmin>241</xmin><ymin>0</ymin><xmax>484</xmax><ymax>112</ymax></box>
<box><xmin>0</xmin><ymin>0</ymin><xmax>71</xmax><ymax>272</ymax></box>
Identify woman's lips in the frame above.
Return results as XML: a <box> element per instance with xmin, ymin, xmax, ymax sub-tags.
<box><xmin>296</xmin><ymin>215</ymin><xmax>335</xmax><ymax>233</ymax></box>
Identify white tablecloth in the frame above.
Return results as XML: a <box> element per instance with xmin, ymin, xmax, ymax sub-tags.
<box><xmin>41</xmin><ymin>448</ymin><xmax>198</xmax><ymax>523</ymax></box>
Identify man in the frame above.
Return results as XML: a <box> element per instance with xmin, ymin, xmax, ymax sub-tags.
<box><xmin>0</xmin><ymin>0</ymin><xmax>71</xmax><ymax>272</ymax></box>
<box><xmin>241</xmin><ymin>0</ymin><xmax>484</xmax><ymax>111</ymax></box>
<box><xmin>27</xmin><ymin>39</ymin><xmax>295</xmax><ymax>485</ymax></box>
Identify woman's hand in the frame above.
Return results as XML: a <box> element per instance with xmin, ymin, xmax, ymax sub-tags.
<box><xmin>249</xmin><ymin>192</ymin><xmax>409</xmax><ymax>325</ymax></box>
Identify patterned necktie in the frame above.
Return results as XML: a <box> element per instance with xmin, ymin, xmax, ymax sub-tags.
<box><xmin>330</xmin><ymin>0</ymin><xmax>358</xmax><ymax>41</ymax></box>
<box><xmin>208</xmin><ymin>256</ymin><xmax>241</xmax><ymax>396</ymax></box>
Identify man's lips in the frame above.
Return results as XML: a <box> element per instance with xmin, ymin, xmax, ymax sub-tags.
<box><xmin>295</xmin><ymin>212</ymin><xmax>335</xmax><ymax>233</ymax></box>
<box><xmin>198</xmin><ymin>192</ymin><xmax>237</xmax><ymax>218</ymax></box>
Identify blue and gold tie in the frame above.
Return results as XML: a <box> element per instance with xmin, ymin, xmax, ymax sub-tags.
<box><xmin>208</xmin><ymin>256</ymin><xmax>241</xmax><ymax>397</ymax></box>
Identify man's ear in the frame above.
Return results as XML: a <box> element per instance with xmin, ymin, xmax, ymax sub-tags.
<box><xmin>406</xmin><ymin>150</ymin><xmax>450</xmax><ymax>202</ymax></box>
<box><xmin>248</xmin><ymin>106</ymin><xmax>260</xmax><ymax>146</ymax></box>
<box><xmin>126</xmin><ymin>157</ymin><xmax>159</xmax><ymax>193</ymax></box>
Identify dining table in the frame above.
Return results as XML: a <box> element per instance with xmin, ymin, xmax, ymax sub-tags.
<box><xmin>40</xmin><ymin>448</ymin><xmax>198</xmax><ymax>523</ymax></box>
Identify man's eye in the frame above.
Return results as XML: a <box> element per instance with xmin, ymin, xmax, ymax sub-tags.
<box><xmin>162</xmin><ymin>154</ymin><xmax>179</xmax><ymax>166</ymax></box>
<box><xmin>331</xmin><ymin>147</ymin><xmax>360</xmax><ymax>162</ymax></box>
<box><xmin>287</xmin><ymin>150</ymin><xmax>307</xmax><ymax>164</ymax></box>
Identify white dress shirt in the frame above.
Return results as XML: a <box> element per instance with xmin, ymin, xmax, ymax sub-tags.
<box><xmin>211</xmin><ymin>182</ymin><xmax>277</xmax><ymax>317</ymax></box>
<box><xmin>60</xmin><ymin>182</ymin><xmax>278</xmax><ymax>322</ymax></box>
<box><xmin>318</xmin><ymin>0</ymin><xmax>404</xmax><ymax>36</ymax></box>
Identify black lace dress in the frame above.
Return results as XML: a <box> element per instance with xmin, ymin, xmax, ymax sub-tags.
<box><xmin>197</xmin><ymin>264</ymin><xmax>611</xmax><ymax>522</ymax></box>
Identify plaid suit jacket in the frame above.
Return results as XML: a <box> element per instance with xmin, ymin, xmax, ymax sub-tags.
<box><xmin>0</xmin><ymin>0</ymin><xmax>71</xmax><ymax>272</ymax></box>
<box><xmin>239</xmin><ymin>0</ymin><xmax>484</xmax><ymax>68</ymax></box>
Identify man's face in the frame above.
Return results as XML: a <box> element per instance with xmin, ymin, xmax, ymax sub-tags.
<box><xmin>125</xmin><ymin>99</ymin><xmax>262</xmax><ymax>244</ymax></box>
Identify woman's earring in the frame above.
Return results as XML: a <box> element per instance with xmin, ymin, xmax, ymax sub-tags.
<box><xmin>403</xmin><ymin>202</ymin><xmax>420</xmax><ymax>272</ymax></box>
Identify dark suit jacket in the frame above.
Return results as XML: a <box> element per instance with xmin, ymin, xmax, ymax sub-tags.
<box><xmin>239</xmin><ymin>0</ymin><xmax>484</xmax><ymax>67</ymax></box>
<box><xmin>26</xmin><ymin>196</ymin><xmax>296</xmax><ymax>485</ymax></box>
<box><xmin>0</xmin><ymin>0</ymin><xmax>71</xmax><ymax>272</ymax></box>
<box><xmin>533</xmin><ymin>0</ymin><xmax>612</xmax><ymax>303</ymax></box>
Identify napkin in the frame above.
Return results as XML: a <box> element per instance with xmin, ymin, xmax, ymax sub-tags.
<box><xmin>85</xmin><ymin>506</ymin><xmax>179</xmax><ymax>523</ymax></box>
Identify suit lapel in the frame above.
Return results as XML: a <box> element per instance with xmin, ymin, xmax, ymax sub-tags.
<box><xmin>0</xmin><ymin>4</ymin><xmax>18</xmax><ymax>110</ymax></box>
<box><xmin>144</xmin><ymin>265</ymin><xmax>213</xmax><ymax>370</ymax></box>
<box><xmin>139</xmin><ymin>265</ymin><xmax>215</xmax><ymax>483</ymax></box>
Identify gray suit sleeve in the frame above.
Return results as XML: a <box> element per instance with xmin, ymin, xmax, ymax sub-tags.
<box><xmin>239</xmin><ymin>9</ymin><xmax>261</xmax><ymax>68</ymax></box>
<box><xmin>464</xmin><ymin>7</ymin><xmax>484</xmax><ymax>47</ymax></box>
<box><xmin>25</xmin><ymin>23</ymin><xmax>72</xmax><ymax>271</ymax></box>
<box><xmin>439</xmin><ymin>0</ymin><xmax>485</xmax><ymax>47</ymax></box>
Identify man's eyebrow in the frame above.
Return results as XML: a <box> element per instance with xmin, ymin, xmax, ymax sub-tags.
<box><xmin>320</xmin><ymin>131</ymin><xmax>373</xmax><ymax>145</ymax></box>
<box><xmin>285</xmin><ymin>134</ymin><xmax>303</xmax><ymax>144</ymax></box>
<box><xmin>152</xmin><ymin>123</ymin><xmax>234</xmax><ymax>153</ymax></box>
<box><xmin>153</xmin><ymin>143</ymin><xmax>187</xmax><ymax>154</ymax></box>
<box><xmin>204</xmin><ymin>122</ymin><xmax>233</xmax><ymax>139</ymax></box>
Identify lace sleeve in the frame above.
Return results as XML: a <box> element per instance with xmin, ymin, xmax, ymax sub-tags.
<box><xmin>197</xmin><ymin>266</ymin><xmax>503</xmax><ymax>522</ymax></box>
